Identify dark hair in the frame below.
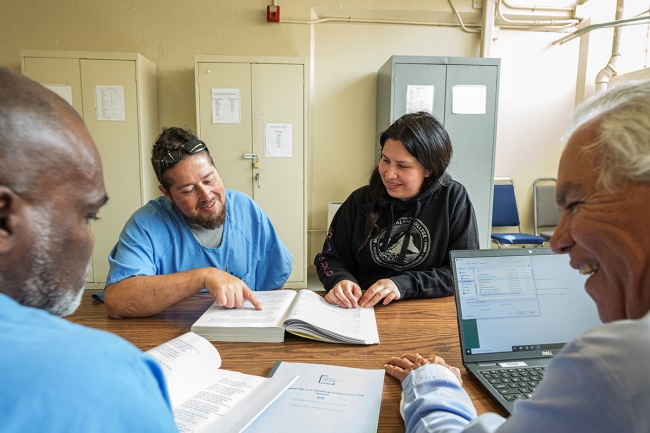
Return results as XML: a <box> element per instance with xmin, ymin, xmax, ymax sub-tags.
<box><xmin>151</xmin><ymin>126</ymin><xmax>211</xmax><ymax>189</ymax></box>
<box><xmin>361</xmin><ymin>111</ymin><xmax>452</xmax><ymax>248</ymax></box>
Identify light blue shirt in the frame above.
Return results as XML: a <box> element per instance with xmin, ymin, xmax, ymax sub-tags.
<box><xmin>0</xmin><ymin>293</ymin><xmax>178</xmax><ymax>433</ymax></box>
<box><xmin>98</xmin><ymin>190</ymin><xmax>292</xmax><ymax>300</ymax></box>
<box><xmin>400</xmin><ymin>311</ymin><xmax>650</xmax><ymax>433</ymax></box>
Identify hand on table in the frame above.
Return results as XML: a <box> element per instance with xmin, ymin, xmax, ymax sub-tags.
<box><xmin>385</xmin><ymin>353</ymin><xmax>462</xmax><ymax>384</ymax></box>
<box><xmin>203</xmin><ymin>268</ymin><xmax>263</xmax><ymax>310</ymax></box>
<box><xmin>324</xmin><ymin>280</ymin><xmax>362</xmax><ymax>308</ymax></box>
<box><xmin>358</xmin><ymin>278</ymin><xmax>401</xmax><ymax>307</ymax></box>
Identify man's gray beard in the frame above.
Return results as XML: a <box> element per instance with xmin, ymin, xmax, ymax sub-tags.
<box><xmin>16</xmin><ymin>212</ymin><xmax>86</xmax><ymax>317</ymax></box>
<box><xmin>193</xmin><ymin>201</ymin><xmax>226</xmax><ymax>230</ymax></box>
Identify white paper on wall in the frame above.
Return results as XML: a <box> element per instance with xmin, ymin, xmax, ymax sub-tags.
<box><xmin>211</xmin><ymin>88</ymin><xmax>240</xmax><ymax>124</ymax></box>
<box><xmin>452</xmin><ymin>85</ymin><xmax>487</xmax><ymax>115</ymax></box>
<box><xmin>44</xmin><ymin>85</ymin><xmax>73</xmax><ymax>106</ymax></box>
<box><xmin>95</xmin><ymin>85</ymin><xmax>125</xmax><ymax>121</ymax></box>
<box><xmin>265</xmin><ymin>123</ymin><xmax>292</xmax><ymax>158</ymax></box>
<box><xmin>406</xmin><ymin>85</ymin><xmax>434</xmax><ymax>114</ymax></box>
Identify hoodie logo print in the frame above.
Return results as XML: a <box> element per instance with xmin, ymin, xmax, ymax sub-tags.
<box><xmin>370</xmin><ymin>217</ymin><xmax>430</xmax><ymax>270</ymax></box>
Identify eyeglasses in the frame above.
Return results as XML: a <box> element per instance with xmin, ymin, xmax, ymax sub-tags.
<box><xmin>157</xmin><ymin>139</ymin><xmax>208</xmax><ymax>180</ymax></box>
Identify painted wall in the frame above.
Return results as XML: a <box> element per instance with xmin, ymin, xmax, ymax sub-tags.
<box><xmin>1</xmin><ymin>0</ymin><xmax>639</xmax><ymax>274</ymax></box>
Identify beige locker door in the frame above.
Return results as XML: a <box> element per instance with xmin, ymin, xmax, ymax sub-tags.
<box><xmin>251</xmin><ymin>63</ymin><xmax>304</xmax><ymax>283</ymax></box>
<box><xmin>80</xmin><ymin>59</ymin><xmax>141</xmax><ymax>283</ymax></box>
<box><xmin>23</xmin><ymin>56</ymin><xmax>95</xmax><ymax>282</ymax></box>
<box><xmin>196</xmin><ymin>63</ymin><xmax>253</xmax><ymax>196</ymax></box>
<box><xmin>23</xmin><ymin>57</ymin><xmax>84</xmax><ymax>117</ymax></box>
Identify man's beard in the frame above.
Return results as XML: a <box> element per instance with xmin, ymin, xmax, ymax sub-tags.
<box><xmin>16</xmin><ymin>212</ymin><xmax>86</xmax><ymax>317</ymax></box>
<box><xmin>192</xmin><ymin>200</ymin><xmax>226</xmax><ymax>229</ymax></box>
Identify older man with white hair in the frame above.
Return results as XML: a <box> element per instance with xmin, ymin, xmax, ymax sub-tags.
<box><xmin>384</xmin><ymin>80</ymin><xmax>650</xmax><ymax>433</ymax></box>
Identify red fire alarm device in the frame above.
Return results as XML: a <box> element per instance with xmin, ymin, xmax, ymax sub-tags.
<box><xmin>267</xmin><ymin>5</ymin><xmax>280</xmax><ymax>23</ymax></box>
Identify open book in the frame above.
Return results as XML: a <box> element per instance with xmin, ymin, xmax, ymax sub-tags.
<box><xmin>146</xmin><ymin>332</ymin><xmax>297</xmax><ymax>433</ymax></box>
<box><xmin>191</xmin><ymin>289</ymin><xmax>380</xmax><ymax>344</ymax></box>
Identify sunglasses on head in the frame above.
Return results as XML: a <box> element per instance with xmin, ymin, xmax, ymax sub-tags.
<box><xmin>157</xmin><ymin>139</ymin><xmax>208</xmax><ymax>180</ymax></box>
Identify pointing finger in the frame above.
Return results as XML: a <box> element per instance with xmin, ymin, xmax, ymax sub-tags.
<box><xmin>244</xmin><ymin>289</ymin><xmax>263</xmax><ymax>310</ymax></box>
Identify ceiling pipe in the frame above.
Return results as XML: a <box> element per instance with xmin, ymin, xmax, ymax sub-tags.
<box><xmin>279</xmin><ymin>3</ymin><xmax>581</xmax><ymax>31</ymax></box>
<box><xmin>500</xmin><ymin>0</ymin><xmax>574</xmax><ymax>13</ymax></box>
<box><xmin>553</xmin><ymin>14</ymin><xmax>650</xmax><ymax>44</ymax></box>
<box><xmin>281</xmin><ymin>16</ymin><xmax>481</xmax><ymax>29</ymax></box>
<box><xmin>496</xmin><ymin>0</ymin><xmax>579</xmax><ymax>26</ymax></box>
<box><xmin>481</xmin><ymin>0</ymin><xmax>497</xmax><ymax>57</ymax></box>
<box><xmin>448</xmin><ymin>0</ymin><xmax>481</xmax><ymax>33</ymax></box>
<box><xmin>595</xmin><ymin>0</ymin><xmax>625</xmax><ymax>92</ymax></box>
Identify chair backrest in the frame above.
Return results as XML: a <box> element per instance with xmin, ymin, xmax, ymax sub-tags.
<box><xmin>533</xmin><ymin>178</ymin><xmax>562</xmax><ymax>235</ymax></box>
<box><xmin>492</xmin><ymin>182</ymin><xmax>521</xmax><ymax>228</ymax></box>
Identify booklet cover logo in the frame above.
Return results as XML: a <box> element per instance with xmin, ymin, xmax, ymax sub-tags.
<box><xmin>319</xmin><ymin>375</ymin><xmax>339</xmax><ymax>385</ymax></box>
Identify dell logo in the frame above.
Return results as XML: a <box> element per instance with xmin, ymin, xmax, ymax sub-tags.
<box><xmin>542</xmin><ymin>350</ymin><xmax>553</xmax><ymax>356</ymax></box>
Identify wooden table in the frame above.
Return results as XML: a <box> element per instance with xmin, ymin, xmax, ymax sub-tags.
<box><xmin>68</xmin><ymin>292</ymin><xmax>507</xmax><ymax>431</ymax></box>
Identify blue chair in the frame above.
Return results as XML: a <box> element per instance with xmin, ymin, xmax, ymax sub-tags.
<box><xmin>491</xmin><ymin>178</ymin><xmax>545</xmax><ymax>248</ymax></box>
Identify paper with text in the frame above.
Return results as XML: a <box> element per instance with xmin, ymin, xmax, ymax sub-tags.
<box><xmin>264</xmin><ymin>123</ymin><xmax>292</xmax><ymax>157</ymax></box>
<box><xmin>244</xmin><ymin>362</ymin><xmax>384</xmax><ymax>433</ymax></box>
<box><xmin>94</xmin><ymin>85</ymin><xmax>125</xmax><ymax>121</ymax></box>
<box><xmin>406</xmin><ymin>84</ymin><xmax>434</xmax><ymax>114</ymax></box>
<box><xmin>196</xmin><ymin>290</ymin><xmax>297</xmax><ymax>328</ymax></box>
<box><xmin>285</xmin><ymin>290</ymin><xmax>379</xmax><ymax>344</ymax></box>
<box><xmin>146</xmin><ymin>332</ymin><xmax>296</xmax><ymax>433</ymax></box>
<box><xmin>211</xmin><ymin>88</ymin><xmax>240</xmax><ymax>124</ymax></box>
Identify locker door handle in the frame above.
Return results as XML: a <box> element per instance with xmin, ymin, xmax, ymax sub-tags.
<box><xmin>255</xmin><ymin>173</ymin><xmax>261</xmax><ymax>188</ymax></box>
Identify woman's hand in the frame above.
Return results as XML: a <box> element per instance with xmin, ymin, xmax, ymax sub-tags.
<box><xmin>324</xmin><ymin>280</ymin><xmax>362</xmax><ymax>308</ymax></box>
<box><xmin>358</xmin><ymin>278</ymin><xmax>401</xmax><ymax>307</ymax></box>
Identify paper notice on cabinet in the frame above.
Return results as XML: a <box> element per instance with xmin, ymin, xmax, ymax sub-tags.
<box><xmin>406</xmin><ymin>85</ymin><xmax>434</xmax><ymax>114</ymax></box>
<box><xmin>265</xmin><ymin>123</ymin><xmax>292</xmax><ymax>157</ymax></box>
<box><xmin>95</xmin><ymin>85</ymin><xmax>125</xmax><ymax>121</ymax></box>
<box><xmin>452</xmin><ymin>85</ymin><xmax>487</xmax><ymax>114</ymax></box>
<box><xmin>44</xmin><ymin>85</ymin><xmax>73</xmax><ymax>106</ymax></box>
<box><xmin>212</xmin><ymin>88</ymin><xmax>241</xmax><ymax>124</ymax></box>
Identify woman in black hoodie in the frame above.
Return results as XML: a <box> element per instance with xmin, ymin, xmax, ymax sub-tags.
<box><xmin>315</xmin><ymin>112</ymin><xmax>479</xmax><ymax>308</ymax></box>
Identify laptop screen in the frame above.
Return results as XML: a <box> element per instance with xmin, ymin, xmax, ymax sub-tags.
<box><xmin>451</xmin><ymin>249</ymin><xmax>602</xmax><ymax>363</ymax></box>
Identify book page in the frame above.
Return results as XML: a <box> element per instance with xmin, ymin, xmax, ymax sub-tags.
<box><xmin>205</xmin><ymin>374</ymin><xmax>298</xmax><ymax>433</ymax></box>
<box><xmin>193</xmin><ymin>290</ymin><xmax>297</xmax><ymax>328</ymax></box>
<box><xmin>147</xmin><ymin>332</ymin><xmax>222</xmax><ymax>373</ymax></box>
<box><xmin>147</xmin><ymin>332</ymin><xmax>298</xmax><ymax>433</ymax></box>
<box><xmin>173</xmin><ymin>369</ymin><xmax>263</xmax><ymax>433</ymax></box>
<box><xmin>286</xmin><ymin>290</ymin><xmax>378</xmax><ymax>341</ymax></box>
<box><xmin>146</xmin><ymin>332</ymin><xmax>223</xmax><ymax>407</ymax></box>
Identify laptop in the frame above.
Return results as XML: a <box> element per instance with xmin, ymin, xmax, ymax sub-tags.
<box><xmin>450</xmin><ymin>248</ymin><xmax>602</xmax><ymax>414</ymax></box>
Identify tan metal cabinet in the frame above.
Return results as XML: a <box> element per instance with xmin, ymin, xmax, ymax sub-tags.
<box><xmin>195</xmin><ymin>56</ymin><xmax>307</xmax><ymax>288</ymax></box>
<box><xmin>21</xmin><ymin>50</ymin><xmax>159</xmax><ymax>288</ymax></box>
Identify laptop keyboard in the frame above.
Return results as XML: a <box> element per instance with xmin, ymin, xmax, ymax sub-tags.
<box><xmin>478</xmin><ymin>367</ymin><xmax>545</xmax><ymax>401</ymax></box>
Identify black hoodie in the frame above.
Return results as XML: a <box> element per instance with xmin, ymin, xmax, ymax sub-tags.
<box><xmin>315</xmin><ymin>174</ymin><xmax>479</xmax><ymax>299</ymax></box>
